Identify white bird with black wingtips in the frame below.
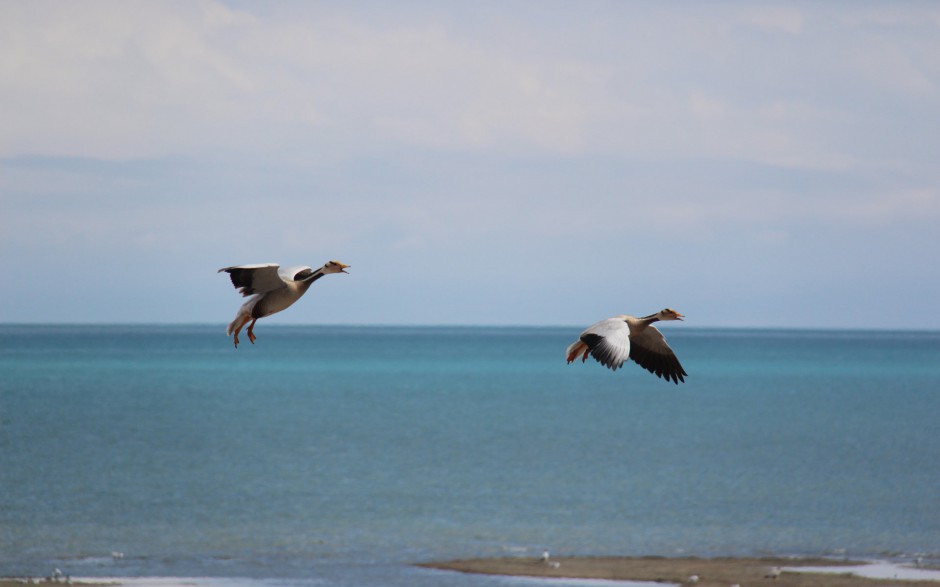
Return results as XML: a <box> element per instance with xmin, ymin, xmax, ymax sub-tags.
<box><xmin>219</xmin><ymin>260</ymin><xmax>349</xmax><ymax>348</ymax></box>
<box><xmin>566</xmin><ymin>308</ymin><xmax>687</xmax><ymax>384</ymax></box>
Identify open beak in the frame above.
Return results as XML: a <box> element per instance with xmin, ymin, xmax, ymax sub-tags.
<box><xmin>675</xmin><ymin>313</ymin><xmax>685</xmax><ymax>320</ymax></box>
<box><xmin>338</xmin><ymin>263</ymin><xmax>350</xmax><ymax>274</ymax></box>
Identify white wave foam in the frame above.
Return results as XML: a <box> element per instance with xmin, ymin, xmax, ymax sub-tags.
<box><xmin>784</xmin><ymin>562</ymin><xmax>940</xmax><ymax>581</ymax></box>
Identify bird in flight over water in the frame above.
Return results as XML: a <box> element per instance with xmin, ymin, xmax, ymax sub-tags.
<box><xmin>566</xmin><ymin>308</ymin><xmax>687</xmax><ymax>384</ymax></box>
<box><xmin>219</xmin><ymin>260</ymin><xmax>349</xmax><ymax>348</ymax></box>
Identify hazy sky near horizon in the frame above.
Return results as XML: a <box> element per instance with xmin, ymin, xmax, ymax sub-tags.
<box><xmin>2</xmin><ymin>1</ymin><xmax>939</xmax><ymax>329</ymax></box>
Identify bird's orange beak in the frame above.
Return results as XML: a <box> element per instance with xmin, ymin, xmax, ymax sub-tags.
<box><xmin>338</xmin><ymin>263</ymin><xmax>350</xmax><ymax>274</ymax></box>
<box><xmin>675</xmin><ymin>312</ymin><xmax>685</xmax><ymax>320</ymax></box>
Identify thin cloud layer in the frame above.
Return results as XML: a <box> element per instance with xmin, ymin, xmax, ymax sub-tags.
<box><xmin>5</xmin><ymin>2</ymin><xmax>937</xmax><ymax>164</ymax></box>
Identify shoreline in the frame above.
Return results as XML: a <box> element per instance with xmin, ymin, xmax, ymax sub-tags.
<box><xmin>5</xmin><ymin>557</ymin><xmax>940</xmax><ymax>587</ymax></box>
<box><xmin>419</xmin><ymin>556</ymin><xmax>940</xmax><ymax>587</ymax></box>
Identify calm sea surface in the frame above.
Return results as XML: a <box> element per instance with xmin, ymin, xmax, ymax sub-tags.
<box><xmin>1</xmin><ymin>325</ymin><xmax>939</xmax><ymax>586</ymax></box>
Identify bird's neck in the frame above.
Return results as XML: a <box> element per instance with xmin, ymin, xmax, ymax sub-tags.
<box><xmin>638</xmin><ymin>313</ymin><xmax>662</xmax><ymax>324</ymax></box>
<box><xmin>627</xmin><ymin>313</ymin><xmax>661</xmax><ymax>335</ymax></box>
<box><xmin>298</xmin><ymin>268</ymin><xmax>326</xmax><ymax>291</ymax></box>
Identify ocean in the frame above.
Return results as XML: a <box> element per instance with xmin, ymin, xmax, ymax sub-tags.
<box><xmin>1</xmin><ymin>325</ymin><xmax>939</xmax><ymax>586</ymax></box>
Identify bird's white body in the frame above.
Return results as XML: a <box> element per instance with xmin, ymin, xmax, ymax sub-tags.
<box><xmin>566</xmin><ymin>309</ymin><xmax>687</xmax><ymax>384</ymax></box>
<box><xmin>231</xmin><ymin>280</ymin><xmax>307</xmax><ymax>328</ymax></box>
<box><xmin>219</xmin><ymin>260</ymin><xmax>349</xmax><ymax>347</ymax></box>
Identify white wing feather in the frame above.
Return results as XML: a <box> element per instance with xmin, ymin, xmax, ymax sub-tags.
<box><xmin>580</xmin><ymin>318</ymin><xmax>631</xmax><ymax>371</ymax></box>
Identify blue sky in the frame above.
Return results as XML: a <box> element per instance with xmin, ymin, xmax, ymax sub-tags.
<box><xmin>2</xmin><ymin>1</ymin><xmax>938</xmax><ymax>329</ymax></box>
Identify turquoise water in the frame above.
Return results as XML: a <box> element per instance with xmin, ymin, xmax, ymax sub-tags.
<box><xmin>1</xmin><ymin>325</ymin><xmax>939</xmax><ymax>585</ymax></box>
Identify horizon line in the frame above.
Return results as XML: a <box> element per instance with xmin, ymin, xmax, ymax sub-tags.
<box><xmin>1</xmin><ymin>322</ymin><xmax>938</xmax><ymax>334</ymax></box>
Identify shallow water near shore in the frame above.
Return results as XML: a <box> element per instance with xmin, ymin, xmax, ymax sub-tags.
<box><xmin>2</xmin><ymin>325</ymin><xmax>939</xmax><ymax>585</ymax></box>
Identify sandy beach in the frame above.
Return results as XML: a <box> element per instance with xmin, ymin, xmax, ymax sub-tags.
<box><xmin>420</xmin><ymin>556</ymin><xmax>940</xmax><ymax>587</ymax></box>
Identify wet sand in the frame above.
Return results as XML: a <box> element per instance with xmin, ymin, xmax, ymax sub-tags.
<box><xmin>420</xmin><ymin>556</ymin><xmax>940</xmax><ymax>587</ymax></box>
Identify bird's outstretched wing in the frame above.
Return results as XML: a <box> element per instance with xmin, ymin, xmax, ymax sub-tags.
<box><xmin>580</xmin><ymin>318</ymin><xmax>631</xmax><ymax>371</ymax></box>
<box><xmin>629</xmin><ymin>326</ymin><xmax>687</xmax><ymax>384</ymax></box>
<box><xmin>218</xmin><ymin>264</ymin><xmax>286</xmax><ymax>296</ymax></box>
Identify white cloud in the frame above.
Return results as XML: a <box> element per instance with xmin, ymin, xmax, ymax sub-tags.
<box><xmin>2</xmin><ymin>0</ymin><xmax>938</xmax><ymax>176</ymax></box>
<box><xmin>0</xmin><ymin>1</ymin><xmax>262</xmax><ymax>158</ymax></box>
<box><xmin>0</xmin><ymin>1</ymin><xmax>601</xmax><ymax>159</ymax></box>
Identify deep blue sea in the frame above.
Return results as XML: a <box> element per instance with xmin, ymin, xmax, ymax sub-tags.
<box><xmin>1</xmin><ymin>325</ymin><xmax>939</xmax><ymax>586</ymax></box>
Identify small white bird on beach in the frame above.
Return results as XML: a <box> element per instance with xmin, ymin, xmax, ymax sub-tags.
<box><xmin>566</xmin><ymin>308</ymin><xmax>687</xmax><ymax>384</ymax></box>
<box><xmin>219</xmin><ymin>260</ymin><xmax>349</xmax><ymax>348</ymax></box>
<box><xmin>539</xmin><ymin>550</ymin><xmax>551</xmax><ymax>563</ymax></box>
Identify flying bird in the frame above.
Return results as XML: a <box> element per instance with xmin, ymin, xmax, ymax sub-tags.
<box><xmin>219</xmin><ymin>260</ymin><xmax>349</xmax><ymax>347</ymax></box>
<box><xmin>566</xmin><ymin>308</ymin><xmax>687</xmax><ymax>384</ymax></box>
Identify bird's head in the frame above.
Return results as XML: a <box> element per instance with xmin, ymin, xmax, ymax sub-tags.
<box><xmin>323</xmin><ymin>260</ymin><xmax>350</xmax><ymax>274</ymax></box>
<box><xmin>660</xmin><ymin>308</ymin><xmax>684</xmax><ymax>321</ymax></box>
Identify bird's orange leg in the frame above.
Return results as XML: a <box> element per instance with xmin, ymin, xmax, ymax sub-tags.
<box><xmin>232</xmin><ymin>315</ymin><xmax>251</xmax><ymax>349</ymax></box>
<box><xmin>581</xmin><ymin>348</ymin><xmax>590</xmax><ymax>363</ymax></box>
<box><xmin>247</xmin><ymin>318</ymin><xmax>258</xmax><ymax>344</ymax></box>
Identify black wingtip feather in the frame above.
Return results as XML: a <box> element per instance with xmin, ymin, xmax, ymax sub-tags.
<box><xmin>629</xmin><ymin>344</ymin><xmax>688</xmax><ymax>385</ymax></box>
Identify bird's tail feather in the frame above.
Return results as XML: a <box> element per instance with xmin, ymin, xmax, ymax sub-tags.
<box><xmin>227</xmin><ymin>315</ymin><xmax>247</xmax><ymax>336</ymax></box>
<box><xmin>566</xmin><ymin>340</ymin><xmax>588</xmax><ymax>364</ymax></box>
